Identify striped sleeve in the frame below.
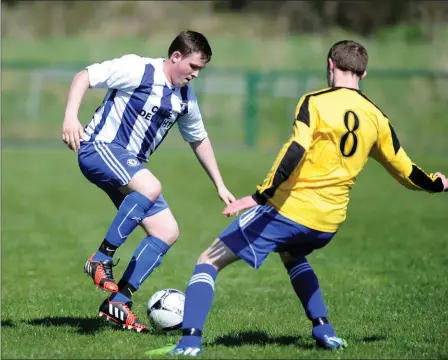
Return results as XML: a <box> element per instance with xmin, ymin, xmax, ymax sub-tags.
<box><xmin>370</xmin><ymin>115</ymin><xmax>444</xmax><ymax>193</ymax></box>
<box><xmin>177</xmin><ymin>85</ymin><xmax>208</xmax><ymax>142</ymax></box>
<box><xmin>86</xmin><ymin>54</ymin><xmax>146</xmax><ymax>91</ymax></box>
<box><xmin>252</xmin><ymin>95</ymin><xmax>316</xmax><ymax>205</ymax></box>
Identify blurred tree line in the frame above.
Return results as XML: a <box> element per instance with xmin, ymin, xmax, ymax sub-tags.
<box><xmin>212</xmin><ymin>0</ymin><xmax>448</xmax><ymax>39</ymax></box>
<box><xmin>3</xmin><ymin>0</ymin><xmax>448</xmax><ymax>40</ymax></box>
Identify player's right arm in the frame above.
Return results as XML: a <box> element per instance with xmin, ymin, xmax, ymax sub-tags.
<box><xmin>62</xmin><ymin>69</ymin><xmax>90</xmax><ymax>152</ymax></box>
<box><xmin>369</xmin><ymin>116</ymin><xmax>447</xmax><ymax>192</ymax></box>
<box><xmin>177</xmin><ymin>86</ymin><xmax>236</xmax><ymax>205</ymax></box>
<box><xmin>62</xmin><ymin>54</ymin><xmax>145</xmax><ymax>152</ymax></box>
<box><xmin>252</xmin><ymin>94</ymin><xmax>316</xmax><ymax>205</ymax></box>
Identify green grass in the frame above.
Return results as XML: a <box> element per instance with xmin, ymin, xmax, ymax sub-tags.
<box><xmin>2</xmin><ymin>147</ymin><xmax>448</xmax><ymax>359</ymax></box>
<box><xmin>2</xmin><ymin>30</ymin><xmax>448</xmax><ymax>358</ymax></box>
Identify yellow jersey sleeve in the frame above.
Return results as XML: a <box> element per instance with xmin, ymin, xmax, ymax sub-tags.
<box><xmin>370</xmin><ymin>116</ymin><xmax>444</xmax><ymax>193</ymax></box>
<box><xmin>253</xmin><ymin>95</ymin><xmax>316</xmax><ymax>204</ymax></box>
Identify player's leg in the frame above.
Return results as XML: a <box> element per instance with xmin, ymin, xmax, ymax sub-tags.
<box><xmin>104</xmin><ymin>205</ymin><xmax>177</xmax><ymax>303</ymax></box>
<box><xmin>279</xmin><ymin>230</ymin><xmax>346</xmax><ymax>350</ymax></box>
<box><xmin>167</xmin><ymin>238</ymin><xmax>239</xmax><ymax>355</ymax></box>
<box><xmin>79</xmin><ymin>141</ymin><xmax>161</xmax><ymax>292</ymax></box>
<box><xmin>114</xmin><ymin>203</ymin><xmax>179</xmax><ymax>301</ymax></box>
<box><xmin>165</xmin><ymin>205</ymin><xmax>281</xmax><ymax>356</ymax></box>
<box><xmin>92</xmin><ymin>168</ymin><xmax>162</xmax><ymax>261</ymax></box>
<box><xmin>99</xmin><ymin>196</ymin><xmax>178</xmax><ymax>332</ymax></box>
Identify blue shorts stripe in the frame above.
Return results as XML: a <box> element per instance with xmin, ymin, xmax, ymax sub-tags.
<box><xmin>93</xmin><ymin>141</ymin><xmax>129</xmax><ymax>184</ymax></box>
<box><xmin>239</xmin><ymin>206</ymin><xmax>260</xmax><ymax>227</ymax></box>
<box><xmin>239</xmin><ymin>205</ymin><xmax>268</xmax><ymax>228</ymax></box>
<box><xmin>219</xmin><ymin>205</ymin><xmax>335</xmax><ymax>269</ymax></box>
<box><xmin>78</xmin><ymin>141</ymin><xmax>170</xmax><ymax>215</ymax></box>
<box><xmin>97</xmin><ymin>141</ymin><xmax>132</xmax><ymax>184</ymax></box>
<box><xmin>238</xmin><ymin>206</ymin><xmax>258</xmax><ymax>225</ymax></box>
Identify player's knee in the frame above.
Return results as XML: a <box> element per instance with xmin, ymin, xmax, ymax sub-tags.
<box><xmin>164</xmin><ymin>223</ymin><xmax>180</xmax><ymax>246</ymax></box>
<box><xmin>151</xmin><ymin>221</ymin><xmax>179</xmax><ymax>246</ymax></box>
<box><xmin>126</xmin><ymin>169</ymin><xmax>162</xmax><ymax>201</ymax></box>
<box><xmin>139</xmin><ymin>180</ymin><xmax>162</xmax><ymax>201</ymax></box>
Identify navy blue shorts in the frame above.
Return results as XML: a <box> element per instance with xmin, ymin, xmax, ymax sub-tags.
<box><xmin>219</xmin><ymin>205</ymin><xmax>335</xmax><ymax>269</ymax></box>
<box><xmin>78</xmin><ymin>140</ymin><xmax>168</xmax><ymax>214</ymax></box>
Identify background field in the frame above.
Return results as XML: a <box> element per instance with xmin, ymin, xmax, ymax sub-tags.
<box><xmin>3</xmin><ymin>36</ymin><xmax>448</xmax><ymax>149</ymax></box>
<box><xmin>2</xmin><ymin>1</ymin><xmax>448</xmax><ymax>359</ymax></box>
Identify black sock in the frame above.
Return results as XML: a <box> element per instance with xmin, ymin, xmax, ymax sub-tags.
<box><xmin>109</xmin><ymin>280</ymin><xmax>137</xmax><ymax>302</ymax></box>
<box><xmin>98</xmin><ymin>240</ymin><xmax>118</xmax><ymax>258</ymax></box>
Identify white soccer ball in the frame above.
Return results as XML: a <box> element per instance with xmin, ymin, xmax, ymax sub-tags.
<box><xmin>147</xmin><ymin>288</ymin><xmax>185</xmax><ymax>332</ymax></box>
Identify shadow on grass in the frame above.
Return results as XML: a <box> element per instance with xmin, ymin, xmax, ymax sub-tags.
<box><xmin>362</xmin><ymin>335</ymin><xmax>386</xmax><ymax>343</ymax></box>
<box><xmin>1</xmin><ymin>319</ymin><xmax>14</xmax><ymax>327</ymax></box>
<box><xmin>25</xmin><ymin>316</ymin><xmax>123</xmax><ymax>335</ymax></box>
<box><xmin>209</xmin><ymin>331</ymin><xmax>314</xmax><ymax>350</ymax></box>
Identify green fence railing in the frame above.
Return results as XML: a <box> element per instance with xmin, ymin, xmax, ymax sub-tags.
<box><xmin>3</xmin><ymin>61</ymin><xmax>448</xmax><ymax>148</ymax></box>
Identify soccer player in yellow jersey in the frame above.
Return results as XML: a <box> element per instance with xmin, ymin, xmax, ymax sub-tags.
<box><xmin>147</xmin><ymin>40</ymin><xmax>448</xmax><ymax>357</ymax></box>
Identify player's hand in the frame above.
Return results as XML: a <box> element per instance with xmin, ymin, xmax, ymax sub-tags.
<box><xmin>435</xmin><ymin>172</ymin><xmax>448</xmax><ymax>192</ymax></box>
<box><xmin>62</xmin><ymin>117</ymin><xmax>86</xmax><ymax>152</ymax></box>
<box><xmin>222</xmin><ymin>195</ymin><xmax>257</xmax><ymax>217</ymax></box>
<box><xmin>217</xmin><ymin>185</ymin><xmax>236</xmax><ymax>206</ymax></box>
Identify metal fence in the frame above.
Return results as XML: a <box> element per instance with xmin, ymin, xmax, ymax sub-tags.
<box><xmin>3</xmin><ymin>61</ymin><xmax>448</xmax><ymax>152</ymax></box>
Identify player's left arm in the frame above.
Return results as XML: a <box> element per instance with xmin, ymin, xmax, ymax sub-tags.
<box><xmin>223</xmin><ymin>95</ymin><xmax>315</xmax><ymax>216</ymax></box>
<box><xmin>178</xmin><ymin>87</ymin><xmax>235</xmax><ymax>205</ymax></box>
<box><xmin>189</xmin><ymin>137</ymin><xmax>235</xmax><ymax>205</ymax></box>
<box><xmin>370</xmin><ymin>115</ymin><xmax>447</xmax><ymax>193</ymax></box>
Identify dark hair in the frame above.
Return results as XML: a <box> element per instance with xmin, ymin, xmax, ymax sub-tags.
<box><xmin>327</xmin><ymin>40</ymin><xmax>368</xmax><ymax>77</ymax></box>
<box><xmin>168</xmin><ymin>30</ymin><xmax>212</xmax><ymax>63</ymax></box>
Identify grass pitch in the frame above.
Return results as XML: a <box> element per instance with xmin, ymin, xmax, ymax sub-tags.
<box><xmin>2</xmin><ymin>146</ymin><xmax>447</xmax><ymax>359</ymax></box>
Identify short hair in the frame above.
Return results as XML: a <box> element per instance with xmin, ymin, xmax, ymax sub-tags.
<box><xmin>168</xmin><ymin>30</ymin><xmax>212</xmax><ymax>63</ymax></box>
<box><xmin>327</xmin><ymin>40</ymin><xmax>368</xmax><ymax>77</ymax></box>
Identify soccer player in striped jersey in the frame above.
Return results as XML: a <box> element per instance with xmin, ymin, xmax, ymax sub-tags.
<box><xmin>147</xmin><ymin>40</ymin><xmax>448</xmax><ymax>356</ymax></box>
<box><xmin>61</xmin><ymin>30</ymin><xmax>235</xmax><ymax>332</ymax></box>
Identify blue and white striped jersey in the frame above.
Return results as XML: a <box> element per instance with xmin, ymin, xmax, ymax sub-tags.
<box><xmin>84</xmin><ymin>54</ymin><xmax>207</xmax><ymax>162</ymax></box>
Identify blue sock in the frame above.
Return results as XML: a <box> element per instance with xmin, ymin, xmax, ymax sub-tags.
<box><xmin>179</xmin><ymin>264</ymin><xmax>218</xmax><ymax>348</ymax></box>
<box><xmin>93</xmin><ymin>192</ymin><xmax>154</xmax><ymax>262</ymax></box>
<box><xmin>286</xmin><ymin>256</ymin><xmax>337</xmax><ymax>341</ymax></box>
<box><xmin>312</xmin><ymin>323</ymin><xmax>336</xmax><ymax>341</ymax></box>
<box><xmin>109</xmin><ymin>235</ymin><xmax>170</xmax><ymax>303</ymax></box>
<box><xmin>286</xmin><ymin>256</ymin><xmax>328</xmax><ymax>320</ymax></box>
<box><xmin>108</xmin><ymin>281</ymin><xmax>136</xmax><ymax>304</ymax></box>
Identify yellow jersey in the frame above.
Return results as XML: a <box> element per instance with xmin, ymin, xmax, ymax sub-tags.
<box><xmin>253</xmin><ymin>87</ymin><xmax>444</xmax><ymax>233</ymax></box>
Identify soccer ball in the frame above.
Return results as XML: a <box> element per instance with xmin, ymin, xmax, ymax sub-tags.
<box><xmin>147</xmin><ymin>288</ymin><xmax>185</xmax><ymax>332</ymax></box>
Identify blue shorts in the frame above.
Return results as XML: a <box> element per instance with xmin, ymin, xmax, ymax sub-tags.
<box><xmin>78</xmin><ymin>140</ymin><xmax>168</xmax><ymax>215</ymax></box>
<box><xmin>219</xmin><ymin>205</ymin><xmax>335</xmax><ymax>269</ymax></box>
